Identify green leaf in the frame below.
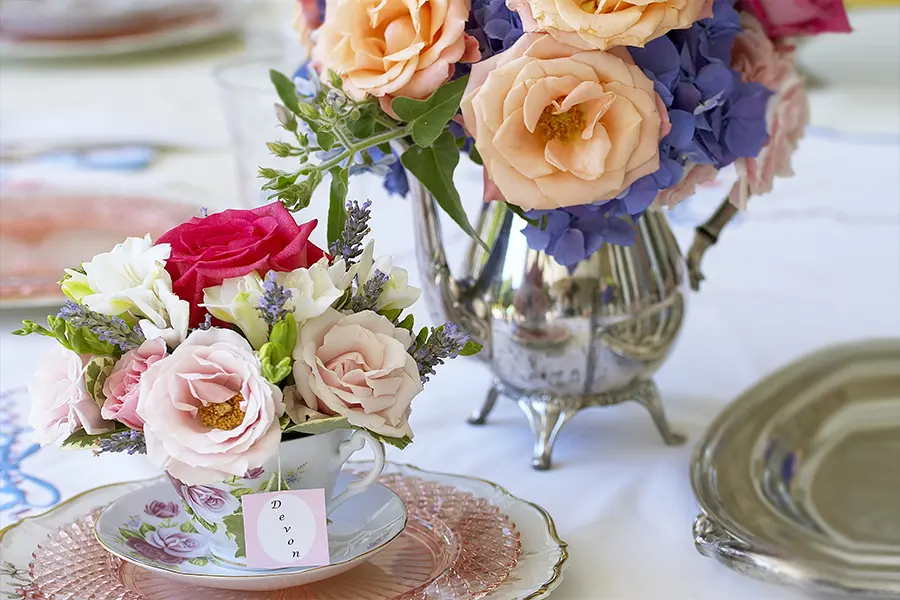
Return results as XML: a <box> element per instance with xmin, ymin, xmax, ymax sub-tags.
<box><xmin>391</xmin><ymin>76</ymin><xmax>469</xmax><ymax>147</ymax></box>
<box><xmin>380</xmin><ymin>308</ymin><xmax>402</xmax><ymax>322</ymax></box>
<box><xmin>229</xmin><ymin>488</ymin><xmax>254</xmax><ymax>498</ymax></box>
<box><xmin>223</xmin><ymin>514</ymin><xmax>246</xmax><ymax>559</ymax></box>
<box><xmin>367</xmin><ymin>431</ymin><xmax>412</xmax><ymax>450</ymax></box>
<box><xmin>460</xmin><ymin>339</ymin><xmax>483</xmax><ymax>357</ymax></box>
<box><xmin>316</xmin><ymin>130</ymin><xmax>335</xmax><ymax>151</ymax></box>
<box><xmin>138</xmin><ymin>523</ymin><xmax>156</xmax><ymax>536</ymax></box>
<box><xmin>328</xmin><ymin>168</ymin><xmax>349</xmax><ymax>247</ymax></box>
<box><xmin>397</xmin><ymin>314</ymin><xmax>414</xmax><ymax>332</ymax></box>
<box><xmin>60</xmin><ymin>428</ymin><xmax>119</xmax><ymax>450</ymax></box>
<box><xmin>415</xmin><ymin>326</ymin><xmax>429</xmax><ymax>349</ymax></box>
<box><xmin>12</xmin><ymin>320</ymin><xmax>54</xmax><ymax>338</ymax></box>
<box><xmin>505</xmin><ymin>202</ymin><xmax>541</xmax><ymax>227</ymax></box>
<box><xmin>269</xmin><ymin>70</ymin><xmax>301</xmax><ymax>115</ymax></box>
<box><xmin>84</xmin><ymin>356</ymin><xmax>117</xmax><ymax>407</ymax></box>
<box><xmin>468</xmin><ymin>145</ymin><xmax>484</xmax><ymax>166</ymax></box>
<box><xmin>188</xmin><ymin>557</ymin><xmax>209</xmax><ymax>567</ymax></box>
<box><xmin>119</xmin><ymin>528</ymin><xmax>143</xmax><ymax>541</ymax></box>
<box><xmin>283</xmin><ymin>416</ymin><xmax>350</xmax><ymax>436</ymax></box>
<box><xmin>182</xmin><ymin>503</ymin><xmax>217</xmax><ymax>534</ymax></box>
<box><xmin>401</xmin><ymin>131</ymin><xmax>486</xmax><ymax>250</ymax></box>
<box><xmin>180</xmin><ymin>521</ymin><xmax>198</xmax><ymax>533</ymax></box>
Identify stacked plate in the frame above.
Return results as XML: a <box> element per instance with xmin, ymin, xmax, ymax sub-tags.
<box><xmin>0</xmin><ymin>0</ymin><xmax>241</xmax><ymax>58</ymax></box>
<box><xmin>0</xmin><ymin>462</ymin><xmax>568</xmax><ymax>599</ymax></box>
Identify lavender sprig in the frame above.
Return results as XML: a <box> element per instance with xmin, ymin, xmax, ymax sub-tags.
<box><xmin>58</xmin><ymin>301</ymin><xmax>144</xmax><ymax>352</ymax></box>
<box><xmin>410</xmin><ymin>323</ymin><xmax>470</xmax><ymax>382</ymax></box>
<box><xmin>330</xmin><ymin>200</ymin><xmax>372</xmax><ymax>263</ymax></box>
<box><xmin>95</xmin><ymin>430</ymin><xmax>146</xmax><ymax>455</ymax></box>
<box><xmin>256</xmin><ymin>271</ymin><xmax>293</xmax><ymax>329</ymax></box>
<box><xmin>350</xmin><ymin>270</ymin><xmax>388</xmax><ymax>313</ymax></box>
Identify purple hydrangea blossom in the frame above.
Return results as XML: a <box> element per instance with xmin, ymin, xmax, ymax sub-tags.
<box><xmin>465</xmin><ymin>0</ymin><xmax>523</xmax><ymax>64</ymax></box>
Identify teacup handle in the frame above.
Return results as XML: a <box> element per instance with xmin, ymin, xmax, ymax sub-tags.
<box><xmin>326</xmin><ymin>429</ymin><xmax>385</xmax><ymax>515</ymax></box>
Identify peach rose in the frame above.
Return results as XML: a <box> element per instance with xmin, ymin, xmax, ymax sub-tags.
<box><xmin>137</xmin><ymin>328</ymin><xmax>285</xmax><ymax>485</ymax></box>
<box><xmin>28</xmin><ymin>345</ymin><xmax>115</xmax><ymax>445</ymax></box>
<box><xmin>292</xmin><ymin>309</ymin><xmax>422</xmax><ymax>439</ymax></box>
<box><xmin>508</xmin><ymin>0</ymin><xmax>713</xmax><ymax>51</ymax></box>
<box><xmin>314</xmin><ymin>0</ymin><xmax>480</xmax><ymax>105</ymax></box>
<box><xmin>731</xmin><ymin>13</ymin><xmax>809</xmax><ymax>208</ymax></box>
<box><xmin>461</xmin><ymin>33</ymin><xmax>667</xmax><ymax>212</ymax></box>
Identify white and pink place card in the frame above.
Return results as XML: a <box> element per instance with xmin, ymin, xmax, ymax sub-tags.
<box><xmin>241</xmin><ymin>489</ymin><xmax>330</xmax><ymax>570</ymax></box>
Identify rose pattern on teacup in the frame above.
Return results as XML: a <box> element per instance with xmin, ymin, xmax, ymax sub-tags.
<box><xmin>115</xmin><ymin>500</ymin><xmax>215</xmax><ymax>570</ymax></box>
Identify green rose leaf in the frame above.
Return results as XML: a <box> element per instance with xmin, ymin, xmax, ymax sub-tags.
<box><xmin>60</xmin><ymin>428</ymin><xmax>120</xmax><ymax>450</ymax></box>
<box><xmin>401</xmin><ymin>131</ymin><xmax>486</xmax><ymax>250</ymax></box>
<box><xmin>229</xmin><ymin>488</ymin><xmax>254</xmax><ymax>498</ymax></box>
<box><xmin>283</xmin><ymin>416</ymin><xmax>350</xmax><ymax>436</ymax></box>
<box><xmin>367</xmin><ymin>431</ymin><xmax>412</xmax><ymax>451</ymax></box>
<box><xmin>504</xmin><ymin>202</ymin><xmax>541</xmax><ymax>227</ymax></box>
<box><xmin>328</xmin><ymin>167</ymin><xmax>349</xmax><ymax>248</ymax></box>
<box><xmin>182</xmin><ymin>503</ymin><xmax>217</xmax><ymax>534</ymax></box>
<box><xmin>188</xmin><ymin>557</ymin><xmax>209</xmax><ymax>567</ymax></box>
<box><xmin>119</xmin><ymin>528</ymin><xmax>143</xmax><ymax>541</ymax></box>
<box><xmin>84</xmin><ymin>355</ymin><xmax>117</xmax><ymax>407</ymax></box>
<box><xmin>391</xmin><ymin>76</ymin><xmax>468</xmax><ymax>148</ymax></box>
<box><xmin>180</xmin><ymin>521</ymin><xmax>198</xmax><ymax>533</ymax></box>
<box><xmin>138</xmin><ymin>523</ymin><xmax>156</xmax><ymax>536</ymax></box>
<box><xmin>269</xmin><ymin>69</ymin><xmax>301</xmax><ymax>115</ymax></box>
<box><xmin>222</xmin><ymin>514</ymin><xmax>246</xmax><ymax>559</ymax></box>
<box><xmin>460</xmin><ymin>339</ymin><xmax>483</xmax><ymax>357</ymax></box>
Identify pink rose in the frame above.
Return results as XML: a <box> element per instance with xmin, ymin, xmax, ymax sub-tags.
<box><xmin>137</xmin><ymin>328</ymin><xmax>285</xmax><ymax>485</ymax></box>
<box><xmin>731</xmin><ymin>13</ymin><xmax>809</xmax><ymax>208</ymax></box>
<box><xmin>509</xmin><ymin>0</ymin><xmax>713</xmax><ymax>51</ymax></box>
<box><xmin>461</xmin><ymin>33</ymin><xmax>666</xmax><ymax>212</ymax></box>
<box><xmin>292</xmin><ymin>0</ymin><xmax>323</xmax><ymax>53</ymax></box>
<box><xmin>738</xmin><ymin>0</ymin><xmax>851</xmax><ymax>39</ymax></box>
<box><xmin>101</xmin><ymin>338</ymin><xmax>167</xmax><ymax>430</ymax></box>
<box><xmin>28</xmin><ymin>345</ymin><xmax>114</xmax><ymax>445</ymax></box>
<box><xmin>145</xmin><ymin>500</ymin><xmax>180</xmax><ymax>518</ymax></box>
<box><xmin>291</xmin><ymin>309</ymin><xmax>423</xmax><ymax>439</ymax></box>
<box><xmin>655</xmin><ymin>163</ymin><xmax>720</xmax><ymax>208</ymax></box>
<box><xmin>314</xmin><ymin>0</ymin><xmax>480</xmax><ymax>105</ymax></box>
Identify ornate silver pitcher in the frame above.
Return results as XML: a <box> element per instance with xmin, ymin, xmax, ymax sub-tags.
<box><xmin>410</xmin><ymin>177</ymin><xmax>736</xmax><ymax>469</ymax></box>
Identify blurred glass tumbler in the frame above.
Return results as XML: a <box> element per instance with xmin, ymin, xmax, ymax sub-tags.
<box><xmin>214</xmin><ymin>52</ymin><xmax>300</xmax><ymax>207</ymax></box>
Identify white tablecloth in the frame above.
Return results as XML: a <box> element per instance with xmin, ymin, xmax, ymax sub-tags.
<box><xmin>1</xmin><ymin>6</ymin><xmax>899</xmax><ymax>599</ymax></box>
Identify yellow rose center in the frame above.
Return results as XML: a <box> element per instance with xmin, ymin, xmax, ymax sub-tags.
<box><xmin>537</xmin><ymin>106</ymin><xmax>585</xmax><ymax>142</ymax></box>
<box><xmin>198</xmin><ymin>393</ymin><xmax>245</xmax><ymax>431</ymax></box>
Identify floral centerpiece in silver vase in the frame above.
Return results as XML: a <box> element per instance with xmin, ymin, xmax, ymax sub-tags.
<box><xmin>260</xmin><ymin>0</ymin><xmax>850</xmax><ymax>468</ymax></box>
<box><xmin>17</xmin><ymin>200</ymin><xmax>478</xmax><ymax>565</ymax></box>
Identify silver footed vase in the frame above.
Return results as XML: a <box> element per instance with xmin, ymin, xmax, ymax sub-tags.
<box><xmin>410</xmin><ymin>176</ymin><xmax>739</xmax><ymax>470</ymax></box>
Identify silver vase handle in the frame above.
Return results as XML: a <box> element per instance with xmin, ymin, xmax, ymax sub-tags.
<box><xmin>685</xmin><ymin>182</ymin><xmax>741</xmax><ymax>291</ymax></box>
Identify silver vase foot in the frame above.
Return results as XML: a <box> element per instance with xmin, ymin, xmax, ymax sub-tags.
<box><xmin>478</xmin><ymin>379</ymin><xmax>686</xmax><ymax>470</ymax></box>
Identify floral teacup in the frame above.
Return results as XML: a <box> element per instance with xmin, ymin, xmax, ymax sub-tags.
<box><xmin>165</xmin><ymin>428</ymin><xmax>385</xmax><ymax>566</ymax></box>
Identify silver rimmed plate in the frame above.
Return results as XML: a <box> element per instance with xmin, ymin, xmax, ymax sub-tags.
<box><xmin>692</xmin><ymin>339</ymin><xmax>900</xmax><ymax>597</ymax></box>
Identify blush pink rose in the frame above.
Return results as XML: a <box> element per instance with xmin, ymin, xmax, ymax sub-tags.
<box><xmin>291</xmin><ymin>309</ymin><xmax>423</xmax><ymax>439</ymax></box>
<box><xmin>101</xmin><ymin>338</ymin><xmax>167</xmax><ymax>430</ymax></box>
<box><xmin>314</xmin><ymin>0</ymin><xmax>480</xmax><ymax>105</ymax></box>
<box><xmin>28</xmin><ymin>345</ymin><xmax>114</xmax><ymax>445</ymax></box>
<box><xmin>509</xmin><ymin>0</ymin><xmax>713</xmax><ymax>51</ymax></box>
<box><xmin>731</xmin><ymin>12</ymin><xmax>809</xmax><ymax>208</ymax></box>
<box><xmin>461</xmin><ymin>33</ymin><xmax>667</xmax><ymax>212</ymax></box>
<box><xmin>137</xmin><ymin>328</ymin><xmax>284</xmax><ymax>485</ymax></box>
<box><xmin>738</xmin><ymin>0</ymin><xmax>851</xmax><ymax>39</ymax></box>
<box><xmin>654</xmin><ymin>163</ymin><xmax>720</xmax><ymax>208</ymax></box>
<box><xmin>292</xmin><ymin>0</ymin><xmax>324</xmax><ymax>54</ymax></box>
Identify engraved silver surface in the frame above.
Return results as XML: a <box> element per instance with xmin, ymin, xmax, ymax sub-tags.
<box><xmin>692</xmin><ymin>339</ymin><xmax>900</xmax><ymax>597</ymax></box>
<box><xmin>409</xmin><ymin>176</ymin><xmax>687</xmax><ymax>470</ymax></box>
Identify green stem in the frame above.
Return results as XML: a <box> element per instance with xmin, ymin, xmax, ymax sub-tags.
<box><xmin>316</xmin><ymin>126</ymin><xmax>410</xmax><ymax>173</ymax></box>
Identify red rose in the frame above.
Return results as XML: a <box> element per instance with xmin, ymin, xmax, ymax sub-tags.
<box><xmin>156</xmin><ymin>202</ymin><xmax>325</xmax><ymax>326</ymax></box>
<box><xmin>739</xmin><ymin>0</ymin><xmax>851</xmax><ymax>39</ymax></box>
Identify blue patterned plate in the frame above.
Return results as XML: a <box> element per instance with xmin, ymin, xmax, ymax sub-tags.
<box><xmin>94</xmin><ymin>473</ymin><xmax>407</xmax><ymax>592</ymax></box>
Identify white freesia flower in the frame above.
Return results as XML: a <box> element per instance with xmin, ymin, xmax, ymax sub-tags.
<box><xmin>356</xmin><ymin>242</ymin><xmax>421</xmax><ymax>311</ymax></box>
<box><xmin>62</xmin><ymin>235</ymin><xmax>183</xmax><ymax>331</ymax></box>
<box><xmin>202</xmin><ymin>258</ymin><xmax>354</xmax><ymax>349</ymax></box>
<box><xmin>202</xmin><ymin>272</ymin><xmax>269</xmax><ymax>349</ymax></box>
<box><xmin>278</xmin><ymin>258</ymin><xmax>346</xmax><ymax>321</ymax></box>
<box><xmin>138</xmin><ymin>280</ymin><xmax>190</xmax><ymax>346</ymax></box>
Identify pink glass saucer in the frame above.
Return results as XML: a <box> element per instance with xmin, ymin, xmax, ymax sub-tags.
<box><xmin>28</xmin><ymin>474</ymin><xmax>522</xmax><ymax>599</ymax></box>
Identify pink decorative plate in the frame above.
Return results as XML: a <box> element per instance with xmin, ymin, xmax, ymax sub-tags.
<box><xmin>0</xmin><ymin>190</ymin><xmax>200</xmax><ymax>308</ymax></box>
<box><xmin>26</xmin><ymin>473</ymin><xmax>522</xmax><ymax>599</ymax></box>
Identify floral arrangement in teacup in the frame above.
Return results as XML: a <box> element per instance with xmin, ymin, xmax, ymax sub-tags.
<box><xmin>17</xmin><ymin>201</ymin><xmax>478</xmax><ymax>563</ymax></box>
<box><xmin>273</xmin><ymin>0</ymin><xmax>851</xmax><ymax>267</ymax></box>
